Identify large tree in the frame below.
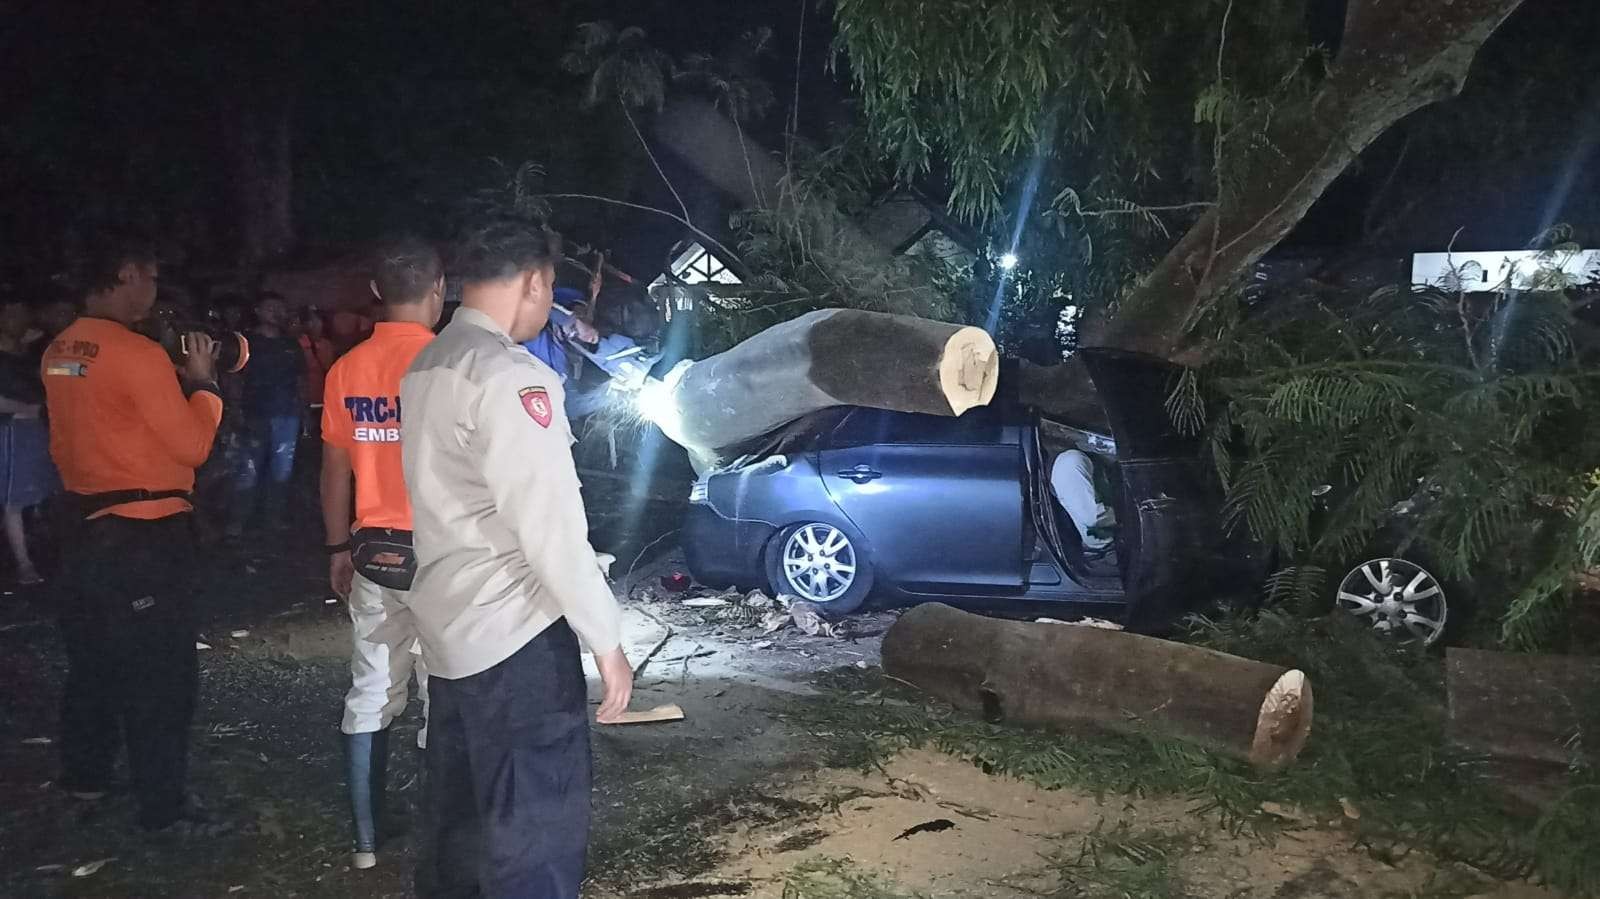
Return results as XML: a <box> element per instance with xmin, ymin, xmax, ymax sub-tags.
<box><xmin>834</xmin><ymin>0</ymin><xmax>1529</xmax><ymax>360</ymax></box>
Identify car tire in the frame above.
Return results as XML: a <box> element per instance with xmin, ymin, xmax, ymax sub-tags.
<box><xmin>766</xmin><ymin>522</ymin><xmax>874</xmax><ymax>620</ymax></box>
<box><xmin>1332</xmin><ymin>555</ymin><xmax>1456</xmax><ymax>648</ymax></box>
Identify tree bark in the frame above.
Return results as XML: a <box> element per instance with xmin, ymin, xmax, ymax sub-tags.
<box><xmin>653</xmin><ymin>309</ymin><xmax>998</xmax><ymax>467</ymax></box>
<box><xmin>1445</xmin><ymin>647</ymin><xmax>1600</xmax><ymax>768</ymax></box>
<box><xmin>882</xmin><ymin>603</ymin><xmax>1314</xmax><ymax>770</ymax></box>
<box><xmin>1091</xmin><ymin>0</ymin><xmax>1528</xmax><ymax>358</ymax></box>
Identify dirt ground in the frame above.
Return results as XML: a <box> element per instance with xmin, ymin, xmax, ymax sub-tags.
<box><xmin>0</xmin><ymin>461</ymin><xmax>1571</xmax><ymax>898</ymax></box>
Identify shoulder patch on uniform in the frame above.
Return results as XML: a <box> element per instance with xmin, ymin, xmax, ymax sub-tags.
<box><xmin>518</xmin><ymin>386</ymin><xmax>553</xmax><ymax>428</ymax></box>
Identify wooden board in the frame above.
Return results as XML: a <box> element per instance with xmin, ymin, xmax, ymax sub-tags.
<box><xmin>601</xmin><ymin>703</ymin><xmax>686</xmax><ymax>726</ymax></box>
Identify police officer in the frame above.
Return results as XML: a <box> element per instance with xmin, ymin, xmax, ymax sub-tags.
<box><xmin>41</xmin><ymin>231</ymin><xmax>228</xmax><ymax>836</ymax></box>
<box><xmin>320</xmin><ymin>236</ymin><xmax>443</xmax><ymax>870</ymax></box>
<box><xmin>401</xmin><ymin>219</ymin><xmax>632</xmax><ymax>897</ymax></box>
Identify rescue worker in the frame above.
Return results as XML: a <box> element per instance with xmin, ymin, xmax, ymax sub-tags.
<box><xmin>41</xmin><ymin>231</ymin><xmax>228</xmax><ymax>836</ymax></box>
<box><xmin>401</xmin><ymin>219</ymin><xmax>632</xmax><ymax>897</ymax></box>
<box><xmin>319</xmin><ymin>237</ymin><xmax>443</xmax><ymax>870</ymax></box>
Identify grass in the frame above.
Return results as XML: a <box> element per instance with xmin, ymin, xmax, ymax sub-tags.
<box><xmin>781</xmin><ymin>858</ymin><xmax>923</xmax><ymax>899</ymax></box>
<box><xmin>794</xmin><ymin>610</ymin><xmax>1600</xmax><ymax>897</ymax></box>
<box><xmin>1054</xmin><ymin>822</ymin><xmax>1194</xmax><ymax>899</ymax></box>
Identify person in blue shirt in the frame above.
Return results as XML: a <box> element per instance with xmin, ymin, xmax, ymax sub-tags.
<box><xmin>520</xmin><ymin>287</ymin><xmax>594</xmax><ymax>382</ymax></box>
<box><xmin>227</xmin><ymin>292</ymin><xmax>304</xmax><ymax>535</ymax></box>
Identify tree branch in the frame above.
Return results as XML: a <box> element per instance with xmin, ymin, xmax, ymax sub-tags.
<box><xmin>534</xmin><ymin>193</ymin><xmax>746</xmax><ymax>271</ymax></box>
<box><xmin>622</xmin><ymin>104</ymin><xmax>693</xmax><ymax>229</ymax></box>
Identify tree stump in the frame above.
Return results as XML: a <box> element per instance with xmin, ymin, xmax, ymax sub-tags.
<box><xmin>882</xmin><ymin>603</ymin><xmax>1314</xmax><ymax>769</ymax></box>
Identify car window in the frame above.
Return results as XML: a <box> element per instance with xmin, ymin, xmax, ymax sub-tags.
<box><xmin>826</xmin><ymin>406</ymin><xmax>1006</xmax><ymax>448</ymax></box>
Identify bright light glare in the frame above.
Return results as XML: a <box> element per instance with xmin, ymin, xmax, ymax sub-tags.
<box><xmin>999</xmin><ymin>252</ymin><xmax>1020</xmax><ymax>271</ymax></box>
<box><xmin>634</xmin><ymin>377</ymin><xmax>677</xmax><ymax>426</ymax></box>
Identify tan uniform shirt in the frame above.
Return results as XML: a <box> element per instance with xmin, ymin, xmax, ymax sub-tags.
<box><xmin>400</xmin><ymin>306</ymin><xmax>621</xmax><ymax>679</ymax></box>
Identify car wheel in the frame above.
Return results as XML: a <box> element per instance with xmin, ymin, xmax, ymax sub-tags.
<box><xmin>766</xmin><ymin>522</ymin><xmax>873</xmax><ymax>619</ymax></box>
<box><xmin>1334</xmin><ymin>557</ymin><xmax>1448</xmax><ymax>647</ymax></box>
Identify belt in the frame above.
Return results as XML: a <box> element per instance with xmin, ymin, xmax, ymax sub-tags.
<box><xmin>70</xmin><ymin>489</ymin><xmax>192</xmax><ymax>519</ymax></box>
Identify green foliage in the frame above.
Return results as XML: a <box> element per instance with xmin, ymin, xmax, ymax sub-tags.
<box><xmin>1184</xmin><ymin>243</ymin><xmax>1600</xmax><ymax>649</ymax></box>
<box><xmin>561</xmin><ymin>21</ymin><xmax>673</xmax><ymax>112</ymax></box>
<box><xmin>832</xmin><ymin>0</ymin><xmax>1318</xmax><ymax>344</ymax></box>
<box><xmin>708</xmin><ymin>135</ymin><xmax>966</xmax><ymax>352</ymax></box>
<box><xmin>674</xmin><ymin>28</ymin><xmax>778</xmax><ymax>125</ymax></box>
<box><xmin>1055</xmin><ymin>824</ymin><xmax>1192</xmax><ymax>898</ymax></box>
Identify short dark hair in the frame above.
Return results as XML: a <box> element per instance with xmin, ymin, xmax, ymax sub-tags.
<box><xmin>449</xmin><ymin>218</ymin><xmax>562</xmax><ymax>286</ymax></box>
<box><xmin>372</xmin><ymin>235</ymin><xmax>443</xmax><ymax>305</ymax></box>
<box><xmin>67</xmin><ymin>227</ymin><xmax>160</xmax><ymax>296</ymax></box>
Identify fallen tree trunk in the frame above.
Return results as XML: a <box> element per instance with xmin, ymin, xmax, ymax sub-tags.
<box><xmin>652</xmin><ymin>309</ymin><xmax>998</xmax><ymax>468</ymax></box>
<box><xmin>883</xmin><ymin>604</ymin><xmax>1313</xmax><ymax>770</ymax></box>
<box><xmin>1446</xmin><ymin>648</ymin><xmax>1600</xmax><ymax>768</ymax></box>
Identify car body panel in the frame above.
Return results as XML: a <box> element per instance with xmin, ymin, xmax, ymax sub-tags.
<box><xmin>818</xmin><ymin>408</ymin><xmax>1025</xmax><ymax>592</ymax></box>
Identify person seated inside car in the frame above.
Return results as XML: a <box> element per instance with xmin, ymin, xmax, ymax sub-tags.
<box><xmin>1051</xmin><ymin>448</ymin><xmax>1117</xmax><ymax>555</ymax></box>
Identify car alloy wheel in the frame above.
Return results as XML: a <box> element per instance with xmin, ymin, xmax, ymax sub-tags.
<box><xmin>780</xmin><ymin>523</ymin><xmax>858</xmax><ymax>604</ymax></box>
<box><xmin>1335</xmin><ymin>557</ymin><xmax>1448</xmax><ymax>647</ymax></box>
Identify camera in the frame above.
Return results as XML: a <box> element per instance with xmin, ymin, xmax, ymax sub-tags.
<box><xmin>145</xmin><ymin>309</ymin><xmax>250</xmax><ymax>374</ymax></box>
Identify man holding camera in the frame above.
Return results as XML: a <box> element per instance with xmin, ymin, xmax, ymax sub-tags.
<box><xmin>41</xmin><ymin>232</ymin><xmax>228</xmax><ymax>836</ymax></box>
<box><xmin>320</xmin><ymin>236</ymin><xmax>442</xmax><ymax>870</ymax></box>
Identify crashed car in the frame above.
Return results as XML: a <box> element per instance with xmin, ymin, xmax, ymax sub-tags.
<box><xmin>681</xmin><ymin>350</ymin><xmax>1457</xmax><ymax>645</ymax></box>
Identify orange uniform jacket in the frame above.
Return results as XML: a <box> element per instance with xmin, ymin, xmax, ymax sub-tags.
<box><xmin>320</xmin><ymin>322</ymin><xmax>435</xmax><ymax>531</ymax></box>
<box><xmin>41</xmin><ymin>318</ymin><xmax>224</xmax><ymax>519</ymax></box>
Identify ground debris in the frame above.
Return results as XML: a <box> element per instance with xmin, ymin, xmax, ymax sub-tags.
<box><xmin>1260</xmin><ymin>801</ymin><xmax>1308</xmax><ymax>822</ymax></box>
<box><xmin>630</xmin><ymin>881</ymin><xmax>753</xmax><ymax>898</ymax></box>
<box><xmin>787</xmin><ymin>601</ymin><xmax>833</xmax><ymax>637</ymax></box>
<box><xmin>892</xmin><ymin>819</ymin><xmax>956</xmax><ymax>841</ymax></box>
<box><xmin>71</xmin><ymin>857</ymin><xmax>115</xmax><ymax>878</ymax></box>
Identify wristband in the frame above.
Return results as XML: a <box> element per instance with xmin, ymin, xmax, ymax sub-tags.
<box><xmin>184</xmin><ymin>379</ymin><xmax>221</xmax><ymax>400</ymax></box>
<box><xmin>324</xmin><ymin>541</ymin><xmax>351</xmax><ymax>555</ymax></box>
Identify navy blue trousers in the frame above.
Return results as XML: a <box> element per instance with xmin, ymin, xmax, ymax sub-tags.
<box><xmin>419</xmin><ymin>620</ymin><xmax>592</xmax><ymax>899</ymax></box>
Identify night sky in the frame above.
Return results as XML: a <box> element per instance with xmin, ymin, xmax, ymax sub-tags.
<box><xmin>1</xmin><ymin>0</ymin><xmax>1596</xmax><ymax>292</ymax></box>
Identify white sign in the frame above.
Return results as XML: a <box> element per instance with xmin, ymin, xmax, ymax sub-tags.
<box><xmin>1411</xmin><ymin>249</ymin><xmax>1600</xmax><ymax>292</ymax></box>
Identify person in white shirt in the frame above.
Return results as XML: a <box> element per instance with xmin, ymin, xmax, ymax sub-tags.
<box><xmin>400</xmin><ymin>219</ymin><xmax>632</xmax><ymax>898</ymax></box>
<box><xmin>1051</xmin><ymin>448</ymin><xmax>1116</xmax><ymax>552</ymax></box>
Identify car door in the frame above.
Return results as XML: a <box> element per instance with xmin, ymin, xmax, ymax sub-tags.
<box><xmin>818</xmin><ymin>406</ymin><xmax>1025</xmax><ymax>592</ymax></box>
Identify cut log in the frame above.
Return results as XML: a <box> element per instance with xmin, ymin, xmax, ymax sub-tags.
<box><xmin>652</xmin><ymin>309</ymin><xmax>998</xmax><ymax>467</ymax></box>
<box><xmin>1445</xmin><ymin>648</ymin><xmax>1600</xmax><ymax>768</ymax></box>
<box><xmin>882</xmin><ymin>603</ymin><xmax>1313</xmax><ymax>769</ymax></box>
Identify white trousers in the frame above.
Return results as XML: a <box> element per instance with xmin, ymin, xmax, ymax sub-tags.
<box><xmin>1050</xmin><ymin>449</ymin><xmax>1115</xmax><ymax>551</ymax></box>
<box><xmin>342</xmin><ymin>572</ymin><xmax>429</xmax><ymax>747</ymax></box>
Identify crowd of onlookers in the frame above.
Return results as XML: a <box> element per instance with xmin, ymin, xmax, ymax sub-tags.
<box><xmin>0</xmin><ymin>283</ymin><xmax>395</xmax><ymax>587</ymax></box>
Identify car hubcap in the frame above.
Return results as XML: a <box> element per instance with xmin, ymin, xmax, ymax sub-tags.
<box><xmin>782</xmin><ymin>524</ymin><xmax>857</xmax><ymax>604</ymax></box>
<box><xmin>1336</xmin><ymin>558</ymin><xmax>1447</xmax><ymax>646</ymax></box>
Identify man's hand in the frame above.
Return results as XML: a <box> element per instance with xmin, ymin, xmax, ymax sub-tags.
<box><xmin>593</xmin><ymin>646</ymin><xmax>633</xmax><ymax>724</ymax></box>
<box><xmin>183</xmin><ymin>332</ymin><xmax>219</xmax><ymax>383</ymax></box>
<box><xmin>329</xmin><ymin>550</ymin><xmax>355</xmax><ymax>599</ymax></box>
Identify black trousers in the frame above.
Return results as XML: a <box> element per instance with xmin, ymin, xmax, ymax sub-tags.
<box><xmin>420</xmin><ymin>620</ymin><xmax>592</xmax><ymax>899</ymax></box>
<box><xmin>56</xmin><ymin>513</ymin><xmax>198</xmax><ymax>830</ymax></box>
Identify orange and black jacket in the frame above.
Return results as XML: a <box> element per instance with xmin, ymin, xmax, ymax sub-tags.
<box><xmin>41</xmin><ymin>318</ymin><xmax>222</xmax><ymax>520</ymax></box>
